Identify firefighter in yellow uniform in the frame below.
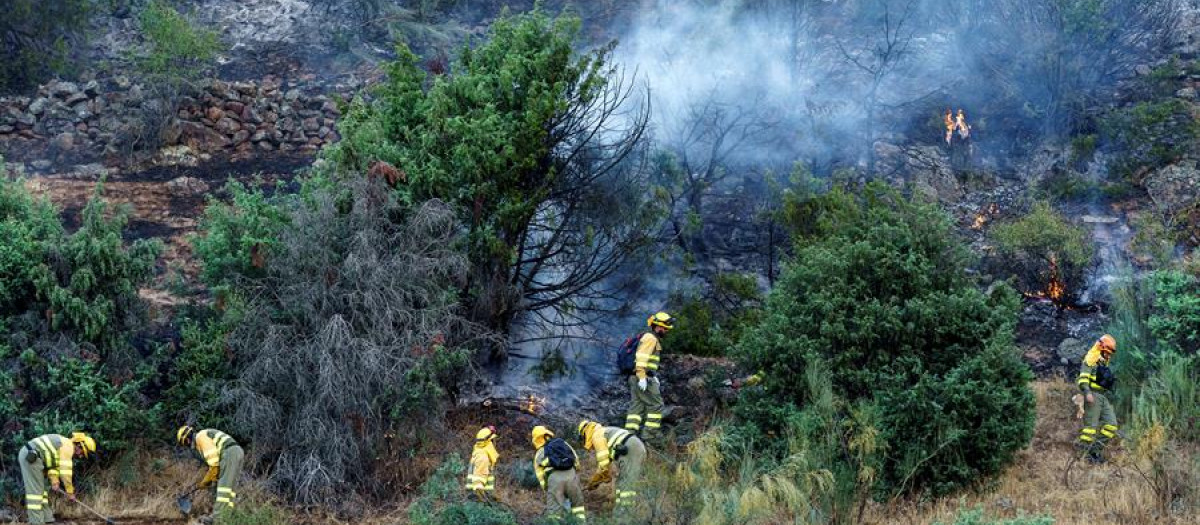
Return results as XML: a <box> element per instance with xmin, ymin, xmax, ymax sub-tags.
<box><xmin>532</xmin><ymin>426</ymin><xmax>586</xmax><ymax>522</ymax></box>
<box><xmin>578</xmin><ymin>420</ymin><xmax>645</xmax><ymax>512</ymax></box>
<box><xmin>177</xmin><ymin>426</ymin><xmax>244</xmax><ymax>524</ymax></box>
<box><xmin>943</xmin><ymin>109</ymin><xmax>955</xmax><ymax>145</ymax></box>
<box><xmin>1077</xmin><ymin>335</ymin><xmax>1119</xmax><ymax>463</ymax></box>
<box><xmin>626</xmin><ymin>312</ymin><xmax>674</xmax><ymax>436</ymax></box>
<box><xmin>465</xmin><ymin>426</ymin><xmax>499</xmax><ymax>501</ymax></box>
<box><xmin>19</xmin><ymin>432</ymin><xmax>96</xmax><ymax>525</ymax></box>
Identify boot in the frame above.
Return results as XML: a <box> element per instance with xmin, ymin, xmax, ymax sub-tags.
<box><xmin>1086</xmin><ymin>448</ymin><xmax>1106</xmax><ymax>464</ymax></box>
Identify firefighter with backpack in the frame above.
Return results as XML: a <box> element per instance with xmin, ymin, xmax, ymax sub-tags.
<box><xmin>618</xmin><ymin>312</ymin><xmax>674</xmax><ymax>437</ymax></box>
<box><xmin>578</xmin><ymin>420</ymin><xmax>645</xmax><ymax>511</ymax></box>
<box><xmin>1077</xmin><ymin>334</ymin><xmax>1119</xmax><ymax>463</ymax></box>
<box><xmin>531</xmin><ymin>426</ymin><xmax>587</xmax><ymax>522</ymax></box>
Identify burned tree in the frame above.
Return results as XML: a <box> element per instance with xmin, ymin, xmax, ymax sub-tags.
<box><xmin>224</xmin><ymin>177</ymin><xmax>488</xmax><ymax>506</ymax></box>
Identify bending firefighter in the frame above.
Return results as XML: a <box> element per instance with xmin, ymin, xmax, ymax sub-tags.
<box><xmin>626</xmin><ymin>312</ymin><xmax>674</xmax><ymax>436</ymax></box>
<box><xmin>532</xmin><ymin>426</ymin><xmax>587</xmax><ymax>522</ymax></box>
<box><xmin>1077</xmin><ymin>335</ymin><xmax>1119</xmax><ymax>463</ymax></box>
<box><xmin>578</xmin><ymin>420</ymin><xmax>645</xmax><ymax>511</ymax></box>
<box><xmin>177</xmin><ymin>426</ymin><xmax>244</xmax><ymax>523</ymax></box>
<box><xmin>19</xmin><ymin>432</ymin><xmax>97</xmax><ymax>525</ymax></box>
<box><xmin>465</xmin><ymin>426</ymin><xmax>499</xmax><ymax>501</ymax></box>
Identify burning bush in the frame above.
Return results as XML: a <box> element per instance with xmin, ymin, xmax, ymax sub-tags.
<box><xmin>734</xmin><ymin>183</ymin><xmax>1034</xmax><ymax>498</ymax></box>
<box><xmin>992</xmin><ymin>201</ymin><xmax>1095</xmax><ymax>306</ymax></box>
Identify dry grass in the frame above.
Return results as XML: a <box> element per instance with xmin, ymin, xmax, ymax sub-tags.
<box><xmin>859</xmin><ymin>380</ymin><xmax>1195</xmax><ymax>525</ymax></box>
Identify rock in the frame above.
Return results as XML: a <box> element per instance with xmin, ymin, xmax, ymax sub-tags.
<box><xmin>166</xmin><ymin>176</ymin><xmax>210</xmax><ymax>197</ymax></box>
<box><xmin>302</xmin><ymin>117</ymin><xmax>320</xmax><ymax>132</ymax></box>
<box><xmin>29</xmin><ymin>97</ymin><xmax>49</xmax><ymax>115</ymax></box>
<box><xmin>226</xmin><ymin>101</ymin><xmax>246</xmax><ymax>115</ymax></box>
<box><xmin>1081</xmin><ymin>215</ymin><xmax>1119</xmax><ymax>224</ymax></box>
<box><xmin>216</xmin><ymin>117</ymin><xmax>242</xmax><ymax>135</ymax></box>
<box><xmin>83</xmin><ymin>80</ymin><xmax>100</xmax><ymax>96</ymax></box>
<box><xmin>289</xmin><ymin>131</ymin><xmax>308</xmax><ymax>144</ymax></box>
<box><xmin>170</xmin><ymin>120</ymin><xmax>230</xmax><ymax>152</ymax></box>
<box><xmin>205</xmin><ymin>106</ymin><xmax>225</xmax><ymax>123</ymax></box>
<box><xmin>31</xmin><ymin>160</ymin><xmax>52</xmax><ymax>171</ymax></box>
<box><xmin>1145</xmin><ymin>161</ymin><xmax>1200</xmax><ymax>215</ymax></box>
<box><xmin>14</xmin><ymin>112</ymin><xmax>35</xmax><ymax>127</ymax></box>
<box><xmin>73</xmin><ymin>163</ymin><xmax>109</xmax><ymax>179</ymax></box>
<box><xmin>1177</xmin><ymin>87</ymin><xmax>1197</xmax><ymax>100</ymax></box>
<box><xmin>1057</xmin><ymin>338</ymin><xmax>1089</xmax><ymax>366</ymax></box>
<box><xmin>285</xmin><ymin>89</ymin><xmax>301</xmax><ymax>102</ymax></box>
<box><xmin>258</xmin><ymin>140</ymin><xmax>275</xmax><ymax>151</ymax></box>
<box><xmin>50</xmin><ymin>81</ymin><xmax>80</xmax><ymax>99</ymax></box>
<box><xmin>64</xmin><ymin>91</ymin><xmax>88</xmax><ymax>106</ymax></box>
<box><xmin>321</xmin><ymin>100</ymin><xmax>340</xmax><ymax>115</ymax></box>
<box><xmin>318</xmin><ymin>126</ymin><xmax>332</xmax><ymax>139</ymax></box>
<box><xmin>51</xmin><ymin>132</ymin><xmax>75</xmax><ymax>150</ymax></box>
<box><xmin>1135</xmin><ymin>64</ymin><xmax>1153</xmax><ymax>76</ymax></box>
<box><xmin>0</xmin><ymin>125</ymin><xmax>12</xmax><ymax>134</ymax></box>
<box><xmin>242</xmin><ymin>106</ymin><xmax>263</xmax><ymax>124</ymax></box>
<box><xmin>232</xmin><ymin>129</ymin><xmax>250</xmax><ymax>145</ymax></box>
<box><xmin>278</xmin><ymin>117</ymin><xmax>296</xmax><ymax>133</ymax></box>
<box><xmin>73</xmin><ymin>104</ymin><xmax>92</xmax><ymax>122</ymax></box>
<box><xmin>127</xmin><ymin>84</ymin><xmax>144</xmax><ymax>104</ymax></box>
<box><xmin>208</xmin><ymin>80</ymin><xmax>233</xmax><ymax>100</ymax></box>
<box><xmin>250</xmin><ymin>129</ymin><xmax>269</xmax><ymax>142</ymax></box>
<box><xmin>114</xmin><ymin>76</ymin><xmax>131</xmax><ymax>89</ymax></box>
<box><xmin>875</xmin><ymin>143</ymin><xmax>962</xmax><ymax>203</ymax></box>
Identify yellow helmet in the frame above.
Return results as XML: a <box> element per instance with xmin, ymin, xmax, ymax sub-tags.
<box><xmin>647</xmin><ymin>311</ymin><xmax>675</xmax><ymax>330</ymax></box>
<box><xmin>70</xmin><ymin>432</ymin><xmax>96</xmax><ymax>458</ymax></box>
<box><xmin>531</xmin><ymin>425</ymin><xmax>554</xmax><ymax>449</ymax></box>
<box><xmin>1099</xmin><ymin>334</ymin><xmax>1117</xmax><ymax>353</ymax></box>
<box><xmin>476</xmin><ymin>426</ymin><xmax>496</xmax><ymax>441</ymax></box>
<box><xmin>577</xmin><ymin>420</ymin><xmax>595</xmax><ymax>440</ymax></box>
<box><xmin>176</xmin><ymin>426</ymin><xmax>195</xmax><ymax>446</ymax></box>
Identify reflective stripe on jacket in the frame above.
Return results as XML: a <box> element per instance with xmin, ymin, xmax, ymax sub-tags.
<box><xmin>29</xmin><ymin>434</ymin><xmax>76</xmax><ymax>493</ymax></box>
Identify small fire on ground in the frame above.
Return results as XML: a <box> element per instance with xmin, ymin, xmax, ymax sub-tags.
<box><xmin>1027</xmin><ymin>255</ymin><xmax>1067</xmax><ymax>304</ymax></box>
<box><xmin>971</xmin><ymin>203</ymin><xmax>1000</xmax><ymax>230</ymax></box>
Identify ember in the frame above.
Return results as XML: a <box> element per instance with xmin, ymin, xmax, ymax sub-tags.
<box><xmin>524</xmin><ymin>394</ymin><xmax>547</xmax><ymax>415</ymax></box>
<box><xmin>971</xmin><ymin>203</ymin><xmax>999</xmax><ymax>230</ymax></box>
<box><xmin>1027</xmin><ymin>255</ymin><xmax>1067</xmax><ymax>303</ymax></box>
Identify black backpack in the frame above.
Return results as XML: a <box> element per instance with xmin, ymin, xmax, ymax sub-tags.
<box><xmin>616</xmin><ymin>333</ymin><xmax>643</xmax><ymax>376</ymax></box>
<box><xmin>543</xmin><ymin>438</ymin><xmax>575</xmax><ymax>470</ymax></box>
<box><xmin>1095</xmin><ymin>364</ymin><xmax>1116</xmax><ymax>391</ymax></box>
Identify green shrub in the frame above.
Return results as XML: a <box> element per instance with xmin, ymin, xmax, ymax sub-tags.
<box><xmin>1148</xmin><ymin>270</ymin><xmax>1200</xmax><ymax>356</ymax></box>
<box><xmin>735</xmin><ymin>183</ymin><xmax>1035</xmax><ymax>498</ymax></box>
<box><xmin>1069</xmin><ymin>133</ymin><xmax>1098</xmax><ymax>165</ymax></box>
<box><xmin>933</xmin><ymin>508</ymin><xmax>1054</xmax><ymax>525</ymax></box>
<box><xmin>0</xmin><ymin>0</ymin><xmax>94</xmax><ymax>93</ymax></box>
<box><xmin>992</xmin><ymin>201</ymin><xmax>1094</xmax><ymax>306</ymax></box>
<box><xmin>0</xmin><ymin>174</ymin><xmax>62</xmax><ymax>314</ymax></box>
<box><xmin>669</xmin><ymin>273</ymin><xmax>764</xmax><ymax>357</ymax></box>
<box><xmin>193</xmin><ymin>181</ymin><xmax>289</xmax><ymax>291</ymax></box>
<box><xmin>135</xmin><ymin>0</ymin><xmax>222</xmax><ymax>79</ymax></box>
<box><xmin>1036</xmin><ymin>170</ymin><xmax>1096</xmax><ymax>201</ymax></box>
<box><xmin>408</xmin><ymin>457</ymin><xmax>518</xmax><ymax>525</ymax></box>
<box><xmin>156</xmin><ymin>306</ymin><xmax>242</xmax><ymax>428</ymax></box>
<box><xmin>1101</xmin><ymin>99</ymin><xmax>1199</xmax><ymax>183</ymax></box>
<box><xmin>1129</xmin><ymin>214</ymin><xmax>1177</xmax><ymax>268</ymax></box>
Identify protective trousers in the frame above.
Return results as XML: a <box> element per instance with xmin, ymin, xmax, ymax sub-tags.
<box><xmin>626</xmin><ymin>376</ymin><xmax>663</xmax><ymax>435</ymax></box>
<box><xmin>19</xmin><ymin>447</ymin><xmax>53</xmax><ymax>525</ymax></box>
<box><xmin>545</xmin><ymin>469</ymin><xmax>587</xmax><ymax>522</ymax></box>
<box><xmin>1078</xmin><ymin>392</ymin><xmax>1119</xmax><ymax>452</ymax></box>
<box><xmin>614</xmin><ymin>436</ymin><xmax>645</xmax><ymax>511</ymax></box>
<box><xmin>214</xmin><ymin>445</ymin><xmax>244</xmax><ymax>522</ymax></box>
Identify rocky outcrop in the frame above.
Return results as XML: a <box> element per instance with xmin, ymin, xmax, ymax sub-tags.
<box><xmin>874</xmin><ymin>142</ymin><xmax>963</xmax><ymax>203</ymax></box>
<box><xmin>0</xmin><ymin>76</ymin><xmax>355</xmax><ymax>169</ymax></box>
<box><xmin>1145</xmin><ymin>160</ymin><xmax>1200</xmax><ymax>216</ymax></box>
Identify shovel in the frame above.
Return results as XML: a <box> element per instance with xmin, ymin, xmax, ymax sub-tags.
<box><xmin>176</xmin><ymin>486</ymin><xmax>202</xmax><ymax>516</ymax></box>
<box><xmin>53</xmin><ymin>488</ymin><xmax>114</xmax><ymax>525</ymax></box>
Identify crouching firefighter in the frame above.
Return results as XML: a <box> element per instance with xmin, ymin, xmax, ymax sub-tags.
<box><xmin>465</xmin><ymin>426</ymin><xmax>499</xmax><ymax>502</ymax></box>
<box><xmin>1077</xmin><ymin>334</ymin><xmax>1119</xmax><ymax>463</ymax></box>
<box><xmin>532</xmin><ymin>426</ymin><xmax>587</xmax><ymax>523</ymax></box>
<box><xmin>177</xmin><ymin>426</ymin><xmax>244</xmax><ymax>523</ymax></box>
<box><xmin>578</xmin><ymin>420</ymin><xmax>645</xmax><ymax>512</ymax></box>
<box><xmin>623</xmin><ymin>312</ymin><xmax>674</xmax><ymax>437</ymax></box>
<box><xmin>19</xmin><ymin>432</ymin><xmax>97</xmax><ymax>525</ymax></box>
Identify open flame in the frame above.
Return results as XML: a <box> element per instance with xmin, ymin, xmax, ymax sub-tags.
<box><xmin>971</xmin><ymin>203</ymin><xmax>999</xmax><ymax>230</ymax></box>
<box><xmin>1027</xmin><ymin>254</ymin><xmax>1066</xmax><ymax>304</ymax></box>
<box><xmin>524</xmin><ymin>394</ymin><xmax>546</xmax><ymax>415</ymax></box>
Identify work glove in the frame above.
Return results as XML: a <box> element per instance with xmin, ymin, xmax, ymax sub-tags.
<box><xmin>1071</xmin><ymin>394</ymin><xmax>1085</xmax><ymax>420</ymax></box>
<box><xmin>638</xmin><ymin>377</ymin><xmax>647</xmax><ymax>391</ymax></box>
<box><xmin>585</xmin><ymin>469</ymin><xmax>612</xmax><ymax>491</ymax></box>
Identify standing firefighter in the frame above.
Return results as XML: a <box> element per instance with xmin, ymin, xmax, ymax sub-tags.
<box><xmin>944</xmin><ymin>109</ymin><xmax>955</xmax><ymax>145</ymax></box>
<box><xmin>625</xmin><ymin>312</ymin><xmax>674</xmax><ymax>436</ymax></box>
<box><xmin>1077</xmin><ymin>334</ymin><xmax>1119</xmax><ymax>463</ymax></box>
<box><xmin>19</xmin><ymin>432</ymin><xmax>96</xmax><ymax>525</ymax></box>
<box><xmin>578</xmin><ymin>420</ymin><xmax>645</xmax><ymax>512</ymax></box>
<box><xmin>531</xmin><ymin>426</ymin><xmax>587</xmax><ymax>523</ymax></box>
<box><xmin>956</xmin><ymin>109</ymin><xmax>971</xmax><ymax>141</ymax></box>
<box><xmin>177</xmin><ymin>426</ymin><xmax>244</xmax><ymax>524</ymax></box>
<box><xmin>465</xmin><ymin>426</ymin><xmax>499</xmax><ymax>501</ymax></box>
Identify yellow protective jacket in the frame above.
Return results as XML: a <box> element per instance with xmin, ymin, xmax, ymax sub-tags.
<box><xmin>193</xmin><ymin>429</ymin><xmax>237</xmax><ymax>487</ymax></box>
<box><xmin>581</xmin><ymin>425</ymin><xmax>634</xmax><ymax>471</ymax></box>
<box><xmin>634</xmin><ymin>332</ymin><xmax>662</xmax><ymax>380</ymax></box>
<box><xmin>465</xmin><ymin>441</ymin><xmax>498</xmax><ymax>491</ymax></box>
<box><xmin>29</xmin><ymin>435</ymin><xmax>77</xmax><ymax>494</ymax></box>
<box><xmin>1077</xmin><ymin>343</ymin><xmax>1110</xmax><ymax>392</ymax></box>
<box><xmin>533</xmin><ymin>442</ymin><xmax>579</xmax><ymax>490</ymax></box>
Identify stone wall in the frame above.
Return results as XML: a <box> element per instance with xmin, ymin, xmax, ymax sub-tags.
<box><xmin>0</xmin><ymin>76</ymin><xmax>355</xmax><ymax>169</ymax></box>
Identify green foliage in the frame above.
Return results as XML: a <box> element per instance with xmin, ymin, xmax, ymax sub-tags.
<box><xmin>0</xmin><ymin>175</ymin><xmax>62</xmax><ymax>314</ymax></box>
<box><xmin>218</xmin><ymin>495</ymin><xmax>293</xmax><ymax>525</ymax></box>
<box><xmin>669</xmin><ymin>273</ymin><xmax>764</xmax><ymax>357</ymax></box>
<box><xmin>1148</xmin><ymin>270</ymin><xmax>1200</xmax><ymax>356</ymax></box>
<box><xmin>1130</xmin><ymin>353</ymin><xmax>1199</xmax><ymax>443</ymax></box>
<box><xmin>0</xmin><ymin>0</ymin><xmax>93</xmax><ymax>93</ymax></box>
<box><xmin>1035</xmin><ymin>170</ymin><xmax>1096</xmax><ymax>202</ymax></box>
<box><xmin>408</xmin><ymin>457</ymin><xmax>518</xmax><ymax>525</ymax></box>
<box><xmin>1129</xmin><ymin>214</ymin><xmax>1177</xmax><ymax>268</ymax></box>
<box><xmin>326</xmin><ymin>8</ymin><xmax>656</xmax><ymax>330</ymax></box>
<box><xmin>735</xmin><ymin>183</ymin><xmax>1035</xmax><ymax>498</ymax></box>
<box><xmin>193</xmin><ymin>181</ymin><xmax>289</xmax><ymax>290</ymax></box>
<box><xmin>134</xmin><ymin>0</ymin><xmax>222</xmax><ymax>80</ymax></box>
<box><xmin>33</xmin><ymin>184</ymin><xmax>161</xmax><ymax>356</ymax></box>
<box><xmin>1069</xmin><ymin>134</ymin><xmax>1098</xmax><ymax>165</ymax></box>
<box><xmin>933</xmin><ymin>508</ymin><xmax>1054</xmax><ymax>525</ymax></box>
<box><xmin>1101</xmin><ymin>99</ymin><xmax>1199</xmax><ymax>183</ymax></box>
<box><xmin>156</xmin><ymin>307</ymin><xmax>242</xmax><ymax>428</ymax></box>
<box><xmin>992</xmin><ymin>202</ymin><xmax>1094</xmax><ymax>304</ymax></box>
